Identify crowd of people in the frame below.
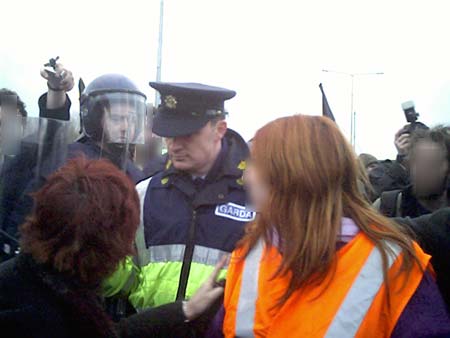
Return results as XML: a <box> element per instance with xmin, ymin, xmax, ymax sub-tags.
<box><xmin>0</xmin><ymin>61</ymin><xmax>448</xmax><ymax>337</ymax></box>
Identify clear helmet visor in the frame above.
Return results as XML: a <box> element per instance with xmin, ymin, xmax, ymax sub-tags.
<box><xmin>84</xmin><ymin>92</ymin><xmax>146</xmax><ymax>145</ymax></box>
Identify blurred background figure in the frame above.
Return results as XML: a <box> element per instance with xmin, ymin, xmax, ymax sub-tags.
<box><xmin>0</xmin><ymin>86</ymin><xmax>70</xmax><ymax>262</ymax></box>
<box><xmin>1</xmin><ymin>60</ymin><xmax>74</xmax><ymax>262</ymax></box>
<box><xmin>140</xmin><ymin>135</ymin><xmax>166</xmax><ymax>177</ymax></box>
<box><xmin>357</xmin><ymin>153</ymin><xmax>379</xmax><ymax>202</ymax></box>
<box><xmin>360</xmin><ymin>102</ymin><xmax>431</xmax><ymax>203</ymax></box>
<box><xmin>358</xmin><ymin>153</ymin><xmax>378</xmax><ymax>175</ymax></box>
<box><xmin>0</xmin><ymin>89</ymin><xmax>28</xmax><ymax>119</ymax></box>
<box><xmin>0</xmin><ymin>157</ymin><xmax>226</xmax><ymax>338</ymax></box>
<box><xmin>135</xmin><ymin>102</ymin><xmax>167</xmax><ymax>176</ymax></box>
<box><xmin>374</xmin><ymin>125</ymin><xmax>449</xmax><ymax>218</ymax></box>
<box><xmin>0</xmin><ymin>89</ymin><xmax>28</xmax><ymax>173</ymax></box>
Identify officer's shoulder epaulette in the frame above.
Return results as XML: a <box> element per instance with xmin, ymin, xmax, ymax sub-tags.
<box><xmin>147</xmin><ymin>171</ymin><xmax>171</xmax><ymax>188</ymax></box>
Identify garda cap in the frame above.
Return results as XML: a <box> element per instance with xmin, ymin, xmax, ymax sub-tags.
<box><xmin>150</xmin><ymin>82</ymin><xmax>236</xmax><ymax>137</ymax></box>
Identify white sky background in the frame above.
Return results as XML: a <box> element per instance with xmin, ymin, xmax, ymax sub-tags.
<box><xmin>1</xmin><ymin>0</ymin><xmax>449</xmax><ymax>159</ymax></box>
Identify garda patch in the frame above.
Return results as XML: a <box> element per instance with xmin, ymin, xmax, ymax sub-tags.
<box><xmin>215</xmin><ymin>202</ymin><xmax>255</xmax><ymax>222</ymax></box>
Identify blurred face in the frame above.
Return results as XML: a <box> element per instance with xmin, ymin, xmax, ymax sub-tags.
<box><xmin>244</xmin><ymin>161</ymin><xmax>270</xmax><ymax>212</ymax></box>
<box><xmin>410</xmin><ymin>140</ymin><xmax>448</xmax><ymax>197</ymax></box>
<box><xmin>165</xmin><ymin>120</ymin><xmax>227</xmax><ymax>176</ymax></box>
<box><xmin>0</xmin><ymin>105</ymin><xmax>20</xmax><ymax>137</ymax></box>
<box><xmin>102</xmin><ymin>103</ymin><xmax>137</xmax><ymax>144</ymax></box>
<box><xmin>0</xmin><ymin>105</ymin><xmax>22</xmax><ymax>147</ymax></box>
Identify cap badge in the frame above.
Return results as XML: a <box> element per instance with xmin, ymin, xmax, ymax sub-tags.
<box><xmin>164</xmin><ymin>95</ymin><xmax>177</xmax><ymax>109</ymax></box>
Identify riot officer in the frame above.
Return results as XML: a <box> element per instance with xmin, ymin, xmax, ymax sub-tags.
<box><xmin>1</xmin><ymin>67</ymin><xmax>146</xmax><ymax>262</ymax></box>
<box><xmin>72</xmin><ymin>74</ymin><xmax>146</xmax><ymax>182</ymax></box>
<box><xmin>39</xmin><ymin>61</ymin><xmax>146</xmax><ymax>181</ymax></box>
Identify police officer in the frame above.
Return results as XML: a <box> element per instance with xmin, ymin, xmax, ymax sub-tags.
<box><xmin>73</xmin><ymin>74</ymin><xmax>146</xmax><ymax>182</ymax></box>
<box><xmin>40</xmin><ymin>63</ymin><xmax>146</xmax><ymax>182</ymax></box>
<box><xmin>105</xmin><ymin>82</ymin><xmax>252</xmax><ymax>310</ymax></box>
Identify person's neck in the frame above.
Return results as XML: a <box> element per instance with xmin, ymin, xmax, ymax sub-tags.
<box><xmin>418</xmin><ymin>191</ymin><xmax>448</xmax><ymax>212</ymax></box>
<box><xmin>190</xmin><ymin>142</ymin><xmax>222</xmax><ymax>178</ymax></box>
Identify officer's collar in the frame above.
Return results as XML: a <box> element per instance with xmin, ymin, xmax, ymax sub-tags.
<box><xmin>204</xmin><ymin>138</ymin><xmax>228</xmax><ymax>182</ymax></box>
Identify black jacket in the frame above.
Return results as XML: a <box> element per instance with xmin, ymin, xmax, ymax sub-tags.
<box><xmin>396</xmin><ymin>207</ymin><xmax>450</xmax><ymax>311</ymax></box>
<box><xmin>369</xmin><ymin>159</ymin><xmax>409</xmax><ymax>200</ymax></box>
<box><xmin>0</xmin><ymin>254</ymin><xmax>195</xmax><ymax>338</ymax></box>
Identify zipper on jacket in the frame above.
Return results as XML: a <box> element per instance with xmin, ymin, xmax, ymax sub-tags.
<box><xmin>176</xmin><ymin>209</ymin><xmax>197</xmax><ymax>300</ymax></box>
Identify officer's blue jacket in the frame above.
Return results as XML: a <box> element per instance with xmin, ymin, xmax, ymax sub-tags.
<box><xmin>104</xmin><ymin>129</ymin><xmax>253</xmax><ymax>309</ymax></box>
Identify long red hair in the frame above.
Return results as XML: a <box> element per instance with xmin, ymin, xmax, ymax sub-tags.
<box><xmin>244</xmin><ymin>115</ymin><xmax>421</xmax><ymax>305</ymax></box>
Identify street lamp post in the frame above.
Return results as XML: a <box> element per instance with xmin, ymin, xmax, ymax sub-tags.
<box><xmin>322</xmin><ymin>70</ymin><xmax>384</xmax><ymax>149</ymax></box>
<box><xmin>155</xmin><ymin>0</ymin><xmax>165</xmax><ymax>106</ymax></box>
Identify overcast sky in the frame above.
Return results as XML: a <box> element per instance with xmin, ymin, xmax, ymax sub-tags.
<box><xmin>1</xmin><ymin>0</ymin><xmax>449</xmax><ymax>159</ymax></box>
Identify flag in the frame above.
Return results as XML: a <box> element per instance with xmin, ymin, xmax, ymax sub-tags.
<box><xmin>319</xmin><ymin>83</ymin><xmax>336</xmax><ymax>122</ymax></box>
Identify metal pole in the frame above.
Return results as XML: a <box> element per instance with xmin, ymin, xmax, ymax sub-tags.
<box><xmin>350</xmin><ymin>75</ymin><xmax>355</xmax><ymax>149</ymax></box>
<box><xmin>322</xmin><ymin>70</ymin><xmax>383</xmax><ymax>150</ymax></box>
<box><xmin>155</xmin><ymin>0</ymin><xmax>164</xmax><ymax>105</ymax></box>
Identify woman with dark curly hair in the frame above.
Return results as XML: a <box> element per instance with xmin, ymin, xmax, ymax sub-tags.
<box><xmin>0</xmin><ymin>157</ymin><xmax>225</xmax><ymax>338</ymax></box>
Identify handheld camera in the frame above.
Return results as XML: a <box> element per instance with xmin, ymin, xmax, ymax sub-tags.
<box><xmin>401</xmin><ymin>101</ymin><xmax>419</xmax><ymax>123</ymax></box>
<box><xmin>400</xmin><ymin>100</ymin><xmax>428</xmax><ymax>134</ymax></box>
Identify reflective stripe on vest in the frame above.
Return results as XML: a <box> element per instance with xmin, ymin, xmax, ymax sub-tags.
<box><xmin>234</xmin><ymin>240</ymin><xmax>401</xmax><ymax>338</ymax></box>
<box><xmin>136</xmin><ymin>177</ymin><xmax>152</xmax><ymax>267</ymax></box>
<box><xmin>325</xmin><ymin>242</ymin><xmax>401</xmax><ymax>337</ymax></box>
<box><xmin>144</xmin><ymin>244</ymin><xmax>229</xmax><ymax>267</ymax></box>
<box><xmin>129</xmin><ymin>245</ymin><xmax>229</xmax><ymax>309</ymax></box>
<box><xmin>235</xmin><ymin>239</ymin><xmax>264</xmax><ymax>338</ymax></box>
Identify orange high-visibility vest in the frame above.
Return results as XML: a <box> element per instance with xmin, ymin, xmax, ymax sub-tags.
<box><xmin>223</xmin><ymin>232</ymin><xmax>430</xmax><ymax>338</ymax></box>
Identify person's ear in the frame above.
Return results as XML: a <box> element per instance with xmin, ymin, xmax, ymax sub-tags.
<box><xmin>214</xmin><ymin>120</ymin><xmax>227</xmax><ymax>140</ymax></box>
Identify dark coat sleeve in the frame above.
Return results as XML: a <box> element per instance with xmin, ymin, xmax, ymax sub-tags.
<box><xmin>38</xmin><ymin>93</ymin><xmax>71</xmax><ymax>121</ymax></box>
<box><xmin>116</xmin><ymin>301</ymin><xmax>192</xmax><ymax>338</ymax></box>
<box><xmin>117</xmin><ymin>297</ymin><xmax>224</xmax><ymax>338</ymax></box>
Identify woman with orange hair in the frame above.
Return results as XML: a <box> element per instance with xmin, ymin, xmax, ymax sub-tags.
<box><xmin>220</xmin><ymin>115</ymin><xmax>450</xmax><ymax>337</ymax></box>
